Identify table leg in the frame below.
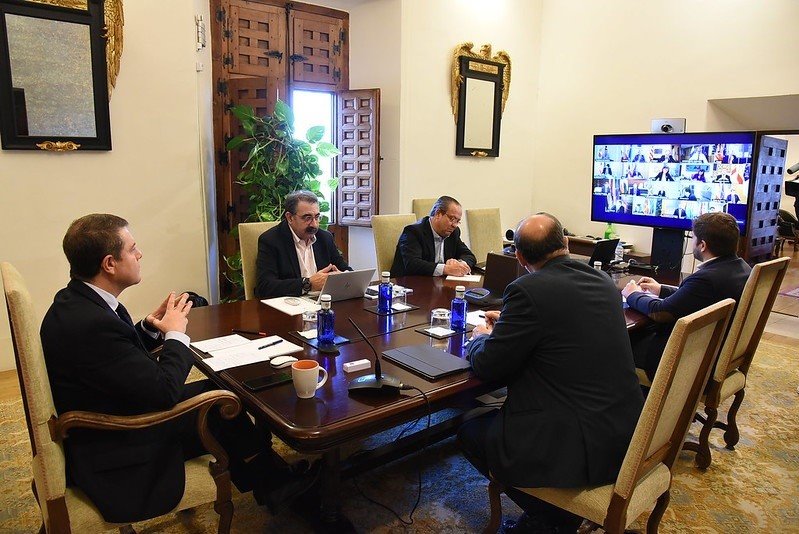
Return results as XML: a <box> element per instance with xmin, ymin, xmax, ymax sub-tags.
<box><xmin>313</xmin><ymin>447</ymin><xmax>356</xmax><ymax>532</ymax></box>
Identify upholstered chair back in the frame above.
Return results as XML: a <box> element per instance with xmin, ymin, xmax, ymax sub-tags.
<box><xmin>239</xmin><ymin>221</ymin><xmax>279</xmax><ymax>300</ymax></box>
<box><xmin>465</xmin><ymin>208</ymin><xmax>503</xmax><ymax>264</ymax></box>
<box><xmin>411</xmin><ymin>198</ymin><xmax>437</xmax><ymax>221</ymax></box>
<box><xmin>371</xmin><ymin>214</ymin><xmax>417</xmax><ymax>274</ymax></box>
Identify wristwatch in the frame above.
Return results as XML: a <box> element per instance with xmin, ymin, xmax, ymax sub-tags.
<box><xmin>301</xmin><ymin>277</ymin><xmax>311</xmax><ymax>294</ymax></box>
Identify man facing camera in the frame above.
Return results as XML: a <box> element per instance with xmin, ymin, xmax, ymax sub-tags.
<box><xmin>390</xmin><ymin>196</ymin><xmax>477</xmax><ymax>277</ymax></box>
<box><xmin>458</xmin><ymin>213</ymin><xmax>643</xmax><ymax>533</ymax></box>
<box><xmin>622</xmin><ymin>212</ymin><xmax>750</xmax><ymax>380</ymax></box>
<box><xmin>256</xmin><ymin>190</ymin><xmax>351</xmax><ymax>298</ymax></box>
<box><xmin>41</xmin><ymin>214</ymin><xmax>315</xmax><ymax>523</ymax></box>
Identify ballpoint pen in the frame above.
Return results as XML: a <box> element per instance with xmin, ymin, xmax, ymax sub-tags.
<box><xmin>258</xmin><ymin>339</ymin><xmax>283</xmax><ymax>350</ymax></box>
<box><xmin>232</xmin><ymin>328</ymin><xmax>267</xmax><ymax>336</ymax></box>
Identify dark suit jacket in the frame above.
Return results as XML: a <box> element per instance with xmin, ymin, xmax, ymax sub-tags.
<box><xmin>390</xmin><ymin>216</ymin><xmax>477</xmax><ymax>277</ymax></box>
<box><xmin>40</xmin><ymin>280</ymin><xmax>195</xmax><ymax>523</ymax></box>
<box><xmin>626</xmin><ymin>255</ymin><xmax>751</xmax><ymax>379</ymax></box>
<box><xmin>255</xmin><ymin>219</ymin><xmax>351</xmax><ymax>298</ymax></box>
<box><xmin>467</xmin><ymin>256</ymin><xmax>643</xmax><ymax>488</ymax></box>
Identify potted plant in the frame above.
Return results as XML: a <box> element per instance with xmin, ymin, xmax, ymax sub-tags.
<box><xmin>223</xmin><ymin>100</ymin><xmax>339</xmax><ymax>297</ymax></box>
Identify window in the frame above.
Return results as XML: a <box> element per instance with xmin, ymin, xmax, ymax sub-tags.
<box><xmin>292</xmin><ymin>89</ymin><xmax>335</xmax><ymax>222</ymax></box>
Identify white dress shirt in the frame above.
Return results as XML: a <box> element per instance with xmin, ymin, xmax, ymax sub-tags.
<box><xmin>290</xmin><ymin>226</ymin><xmax>318</xmax><ymax>278</ymax></box>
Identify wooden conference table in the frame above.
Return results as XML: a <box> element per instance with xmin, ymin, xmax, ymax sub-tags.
<box><xmin>186</xmin><ymin>273</ymin><xmax>651</xmax><ymax>527</ymax></box>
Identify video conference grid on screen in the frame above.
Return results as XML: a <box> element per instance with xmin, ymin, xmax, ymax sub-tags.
<box><xmin>591</xmin><ymin>132</ymin><xmax>755</xmax><ymax>232</ymax></box>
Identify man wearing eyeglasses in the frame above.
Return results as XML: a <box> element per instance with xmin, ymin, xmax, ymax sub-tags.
<box><xmin>255</xmin><ymin>190</ymin><xmax>351</xmax><ymax>298</ymax></box>
<box><xmin>390</xmin><ymin>196</ymin><xmax>477</xmax><ymax>277</ymax></box>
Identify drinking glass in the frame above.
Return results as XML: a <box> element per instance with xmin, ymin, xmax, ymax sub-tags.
<box><xmin>430</xmin><ymin>308</ymin><xmax>451</xmax><ymax>329</ymax></box>
<box><xmin>301</xmin><ymin>311</ymin><xmax>317</xmax><ymax>333</ymax></box>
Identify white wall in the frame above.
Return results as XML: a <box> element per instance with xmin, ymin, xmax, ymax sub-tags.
<box><xmin>0</xmin><ymin>0</ymin><xmax>213</xmax><ymax>370</ymax></box>
<box><xmin>534</xmin><ymin>0</ymin><xmax>799</xmax><ymax>254</ymax></box>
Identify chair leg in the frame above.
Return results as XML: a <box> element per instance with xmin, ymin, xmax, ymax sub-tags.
<box><xmin>211</xmin><ymin>467</ymin><xmax>234</xmax><ymax>534</ymax></box>
<box><xmin>118</xmin><ymin>526</ymin><xmax>136</xmax><ymax>534</ymax></box>
<box><xmin>694</xmin><ymin>404</ymin><xmax>717</xmax><ymax>469</ymax></box>
<box><xmin>577</xmin><ymin>519</ymin><xmax>602</xmax><ymax>533</ymax></box>
<box><xmin>483</xmin><ymin>480</ymin><xmax>503</xmax><ymax>534</ymax></box>
<box><xmin>723</xmin><ymin>389</ymin><xmax>745</xmax><ymax>449</ymax></box>
<box><xmin>645</xmin><ymin>491</ymin><xmax>670</xmax><ymax>534</ymax></box>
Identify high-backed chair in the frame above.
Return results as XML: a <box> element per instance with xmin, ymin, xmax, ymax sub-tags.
<box><xmin>683</xmin><ymin>255</ymin><xmax>790</xmax><ymax>468</ymax></box>
<box><xmin>483</xmin><ymin>299</ymin><xmax>735</xmax><ymax>534</ymax></box>
<box><xmin>411</xmin><ymin>198</ymin><xmax>437</xmax><ymax>221</ymax></box>
<box><xmin>239</xmin><ymin>221</ymin><xmax>279</xmax><ymax>300</ymax></box>
<box><xmin>465</xmin><ymin>208</ymin><xmax>503</xmax><ymax>264</ymax></box>
<box><xmin>1</xmin><ymin>262</ymin><xmax>242</xmax><ymax>533</ymax></box>
<box><xmin>371</xmin><ymin>214</ymin><xmax>417</xmax><ymax>274</ymax></box>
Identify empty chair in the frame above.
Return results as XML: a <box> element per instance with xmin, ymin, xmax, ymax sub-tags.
<box><xmin>1</xmin><ymin>262</ymin><xmax>241</xmax><ymax>533</ymax></box>
<box><xmin>239</xmin><ymin>221</ymin><xmax>279</xmax><ymax>300</ymax></box>
<box><xmin>483</xmin><ymin>299</ymin><xmax>735</xmax><ymax>534</ymax></box>
<box><xmin>411</xmin><ymin>198</ymin><xmax>437</xmax><ymax>221</ymax></box>
<box><xmin>465</xmin><ymin>207</ymin><xmax>503</xmax><ymax>264</ymax></box>
<box><xmin>684</xmin><ymin>255</ymin><xmax>790</xmax><ymax>468</ymax></box>
<box><xmin>371</xmin><ymin>214</ymin><xmax>417</xmax><ymax>274</ymax></box>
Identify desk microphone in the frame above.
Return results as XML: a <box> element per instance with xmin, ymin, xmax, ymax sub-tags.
<box><xmin>346</xmin><ymin>318</ymin><xmax>403</xmax><ymax>394</ymax></box>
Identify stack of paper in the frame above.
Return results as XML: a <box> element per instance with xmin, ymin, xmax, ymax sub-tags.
<box><xmin>445</xmin><ymin>274</ymin><xmax>482</xmax><ymax>283</ymax></box>
<box><xmin>261</xmin><ymin>296</ymin><xmax>320</xmax><ymax>316</ymax></box>
<box><xmin>192</xmin><ymin>335</ymin><xmax>303</xmax><ymax>371</ymax></box>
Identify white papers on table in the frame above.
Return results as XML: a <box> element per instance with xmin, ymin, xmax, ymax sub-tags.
<box><xmin>203</xmin><ymin>335</ymin><xmax>303</xmax><ymax>371</ymax></box>
<box><xmin>445</xmin><ymin>275</ymin><xmax>482</xmax><ymax>283</ymax></box>
<box><xmin>466</xmin><ymin>311</ymin><xmax>487</xmax><ymax>327</ymax></box>
<box><xmin>191</xmin><ymin>334</ymin><xmax>251</xmax><ymax>353</ymax></box>
<box><xmin>297</xmin><ymin>329</ymin><xmax>317</xmax><ymax>339</ymax></box>
<box><xmin>426</xmin><ymin>326</ymin><xmax>455</xmax><ymax>337</ymax></box>
<box><xmin>391</xmin><ymin>303</ymin><xmax>412</xmax><ymax>312</ymax></box>
<box><xmin>261</xmin><ymin>296</ymin><xmax>321</xmax><ymax>316</ymax></box>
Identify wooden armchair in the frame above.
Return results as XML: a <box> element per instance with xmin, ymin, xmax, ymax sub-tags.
<box><xmin>483</xmin><ymin>299</ymin><xmax>735</xmax><ymax>534</ymax></box>
<box><xmin>683</xmin><ymin>256</ymin><xmax>790</xmax><ymax>468</ymax></box>
<box><xmin>238</xmin><ymin>221</ymin><xmax>279</xmax><ymax>300</ymax></box>
<box><xmin>1</xmin><ymin>262</ymin><xmax>242</xmax><ymax>533</ymax></box>
<box><xmin>371</xmin><ymin>214</ymin><xmax>417</xmax><ymax>274</ymax></box>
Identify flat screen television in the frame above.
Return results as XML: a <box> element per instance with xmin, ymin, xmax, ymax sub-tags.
<box><xmin>591</xmin><ymin>131</ymin><xmax>756</xmax><ymax>234</ymax></box>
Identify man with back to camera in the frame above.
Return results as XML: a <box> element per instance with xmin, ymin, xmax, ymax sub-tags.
<box><xmin>622</xmin><ymin>212</ymin><xmax>751</xmax><ymax>380</ymax></box>
<box><xmin>390</xmin><ymin>195</ymin><xmax>477</xmax><ymax>277</ymax></box>
<box><xmin>457</xmin><ymin>213</ymin><xmax>644</xmax><ymax>533</ymax></box>
<box><xmin>255</xmin><ymin>190</ymin><xmax>351</xmax><ymax>298</ymax></box>
<box><xmin>40</xmin><ymin>214</ymin><xmax>316</xmax><ymax>523</ymax></box>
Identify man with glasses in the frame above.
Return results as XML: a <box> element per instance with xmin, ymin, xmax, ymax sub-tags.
<box><xmin>256</xmin><ymin>190</ymin><xmax>351</xmax><ymax>298</ymax></box>
<box><xmin>390</xmin><ymin>195</ymin><xmax>476</xmax><ymax>277</ymax></box>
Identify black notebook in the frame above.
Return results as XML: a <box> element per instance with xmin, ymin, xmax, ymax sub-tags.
<box><xmin>383</xmin><ymin>344</ymin><xmax>471</xmax><ymax>380</ymax></box>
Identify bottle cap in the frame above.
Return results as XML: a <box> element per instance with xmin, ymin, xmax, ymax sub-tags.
<box><xmin>455</xmin><ymin>285</ymin><xmax>465</xmax><ymax>297</ymax></box>
<box><xmin>381</xmin><ymin>271</ymin><xmax>391</xmax><ymax>281</ymax></box>
<box><xmin>320</xmin><ymin>294</ymin><xmax>331</xmax><ymax>302</ymax></box>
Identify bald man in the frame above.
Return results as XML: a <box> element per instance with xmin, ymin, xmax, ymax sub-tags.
<box><xmin>457</xmin><ymin>213</ymin><xmax>643</xmax><ymax>532</ymax></box>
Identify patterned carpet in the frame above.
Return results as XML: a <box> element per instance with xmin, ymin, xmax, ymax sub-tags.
<box><xmin>0</xmin><ymin>337</ymin><xmax>797</xmax><ymax>533</ymax></box>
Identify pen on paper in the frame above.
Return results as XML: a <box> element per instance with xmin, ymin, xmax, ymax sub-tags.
<box><xmin>258</xmin><ymin>339</ymin><xmax>283</xmax><ymax>350</ymax></box>
<box><xmin>232</xmin><ymin>328</ymin><xmax>267</xmax><ymax>336</ymax></box>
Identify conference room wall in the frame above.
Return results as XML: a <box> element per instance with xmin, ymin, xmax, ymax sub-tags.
<box><xmin>0</xmin><ymin>0</ymin><xmax>214</xmax><ymax>370</ymax></box>
<box><xmin>531</xmin><ymin>0</ymin><xmax>799</xmax><ymax>255</ymax></box>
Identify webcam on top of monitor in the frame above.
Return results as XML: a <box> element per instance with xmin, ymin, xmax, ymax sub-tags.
<box><xmin>650</xmin><ymin>118</ymin><xmax>686</xmax><ymax>134</ymax></box>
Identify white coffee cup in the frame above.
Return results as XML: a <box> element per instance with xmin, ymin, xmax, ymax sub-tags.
<box><xmin>291</xmin><ymin>359</ymin><xmax>328</xmax><ymax>399</ymax></box>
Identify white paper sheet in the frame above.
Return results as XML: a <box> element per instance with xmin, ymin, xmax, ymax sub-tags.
<box><xmin>203</xmin><ymin>336</ymin><xmax>303</xmax><ymax>371</ymax></box>
<box><xmin>191</xmin><ymin>334</ymin><xmax>251</xmax><ymax>353</ymax></box>
<box><xmin>426</xmin><ymin>326</ymin><xmax>455</xmax><ymax>337</ymax></box>
<box><xmin>445</xmin><ymin>275</ymin><xmax>482</xmax><ymax>283</ymax></box>
<box><xmin>297</xmin><ymin>329</ymin><xmax>317</xmax><ymax>339</ymax></box>
<box><xmin>261</xmin><ymin>296</ymin><xmax>321</xmax><ymax>316</ymax></box>
<box><xmin>466</xmin><ymin>311</ymin><xmax>487</xmax><ymax>327</ymax></box>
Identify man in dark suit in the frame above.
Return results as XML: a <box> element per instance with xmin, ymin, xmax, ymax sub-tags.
<box><xmin>390</xmin><ymin>196</ymin><xmax>477</xmax><ymax>277</ymax></box>
<box><xmin>256</xmin><ymin>190</ymin><xmax>351</xmax><ymax>298</ymax></box>
<box><xmin>458</xmin><ymin>213</ymin><xmax>643</xmax><ymax>532</ymax></box>
<box><xmin>41</xmin><ymin>214</ymin><xmax>314</xmax><ymax>523</ymax></box>
<box><xmin>623</xmin><ymin>212</ymin><xmax>751</xmax><ymax>380</ymax></box>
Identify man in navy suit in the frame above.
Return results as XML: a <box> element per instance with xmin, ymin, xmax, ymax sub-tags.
<box><xmin>255</xmin><ymin>190</ymin><xmax>351</xmax><ymax>298</ymax></box>
<box><xmin>623</xmin><ymin>212</ymin><xmax>751</xmax><ymax>379</ymax></box>
<box><xmin>390</xmin><ymin>195</ymin><xmax>477</xmax><ymax>277</ymax></box>
<box><xmin>458</xmin><ymin>213</ymin><xmax>643</xmax><ymax>532</ymax></box>
<box><xmin>41</xmin><ymin>214</ymin><xmax>314</xmax><ymax>522</ymax></box>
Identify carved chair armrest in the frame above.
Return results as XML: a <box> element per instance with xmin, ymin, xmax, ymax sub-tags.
<box><xmin>49</xmin><ymin>390</ymin><xmax>242</xmax><ymax>470</ymax></box>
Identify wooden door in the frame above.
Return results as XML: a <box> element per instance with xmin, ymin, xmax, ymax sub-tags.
<box><xmin>745</xmin><ymin>135</ymin><xmax>787</xmax><ymax>263</ymax></box>
<box><xmin>289</xmin><ymin>10</ymin><xmax>347</xmax><ymax>89</ymax></box>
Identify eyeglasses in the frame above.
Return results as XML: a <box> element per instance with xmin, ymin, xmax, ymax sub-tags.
<box><xmin>445</xmin><ymin>214</ymin><xmax>461</xmax><ymax>225</ymax></box>
<box><xmin>295</xmin><ymin>213</ymin><xmax>322</xmax><ymax>222</ymax></box>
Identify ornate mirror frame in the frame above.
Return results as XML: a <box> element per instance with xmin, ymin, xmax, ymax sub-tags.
<box><xmin>0</xmin><ymin>0</ymin><xmax>122</xmax><ymax>151</ymax></box>
<box><xmin>451</xmin><ymin>43</ymin><xmax>511</xmax><ymax>158</ymax></box>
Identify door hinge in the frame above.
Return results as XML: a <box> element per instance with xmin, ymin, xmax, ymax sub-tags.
<box><xmin>218</xmin><ymin>149</ymin><xmax>229</xmax><ymax>165</ymax></box>
<box><xmin>265</xmin><ymin>50</ymin><xmax>284</xmax><ymax>63</ymax></box>
<box><xmin>339</xmin><ymin>28</ymin><xmax>347</xmax><ymax>44</ymax></box>
<box><xmin>216</xmin><ymin>7</ymin><xmax>226</xmax><ymax>22</ymax></box>
<box><xmin>333</xmin><ymin>68</ymin><xmax>341</xmax><ymax>82</ymax></box>
<box><xmin>216</xmin><ymin>79</ymin><xmax>228</xmax><ymax>96</ymax></box>
<box><xmin>289</xmin><ymin>54</ymin><xmax>308</xmax><ymax>63</ymax></box>
<box><xmin>332</xmin><ymin>41</ymin><xmax>340</xmax><ymax>55</ymax></box>
<box><xmin>223</xmin><ymin>53</ymin><xmax>233</xmax><ymax>67</ymax></box>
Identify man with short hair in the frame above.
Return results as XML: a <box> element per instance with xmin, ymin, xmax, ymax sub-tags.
<box><xmin>41</xmin><ymin>214</ymin><xmax>313</xmax><ymax>523</ymax></box>
<box><xmin>256</xmin><ymin>190</ymin><xmax>351</xmax><ymax>298</ymax></box>
<box><xmin>623</xmin><ymin>212</ymin><xmax>751</xmax><ymax>379</ymax></box>
<box><xmin>390</xmin><ymin>195</ymin><xmax>477</xmax><ymax>277</ymax></box>
<box><xmin>458</xmin><ymin>213</ymin><xmax>643</xmax><ymax>533</ymax></box>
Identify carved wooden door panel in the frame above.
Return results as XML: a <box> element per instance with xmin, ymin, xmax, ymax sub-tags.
<box><xmin>337</xmin><ymin>89</ymin><xmax>380</xmax><ymax>226</ymax></box>
<box><xmin>289</xmin><ymin>10</ymin><xmax>346</xmax><ymax>88</ymax></box>
<box><xmin>745</xmin><ymin>135</ymin><xmax>787</xmax><ymax>263</ymax></box>
<box><xmin>229</xmin><ymin>1</ymin><xmax>285</xmax><ymax>77</ymax></box>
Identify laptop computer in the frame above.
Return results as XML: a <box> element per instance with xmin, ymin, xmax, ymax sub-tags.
<box><xmin>305</xmin><ymin>268</ymin><xmax>376</xmax><ymax>303</ymax></box>
<box><xmin>464</xmin><ymin>252</ymin><xmax>525</xmax><ymax>307</ymax></box>
<box><xmin>586</xmin><ymin>238</ymin><xmax>620</xmax><ymax>269</ymax></box>
<box><xmin>383</xmin><ymin>344</ymin><xmax>471</xmax><ymax>380</ymax></box>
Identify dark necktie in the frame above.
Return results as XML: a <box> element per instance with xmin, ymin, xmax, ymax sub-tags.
<box><xmin>116</xmin><ymin>302</ymin><xmax>135</xmax><ymax>328</ymax></box>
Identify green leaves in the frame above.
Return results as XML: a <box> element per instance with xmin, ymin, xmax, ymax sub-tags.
<box><xmin>316</xmin><ymin>141</ymin><xmax>339</xmax><ymax>157</ymax></box>
<box><xmin>273</xmin><ymin>100</ymin><xmax>294</xmax><ymax>129</ymax></box>
<box><xmin>306</xmin><ymin>125</ymin><xmax>325</xmax><ymax>143</ymax></box>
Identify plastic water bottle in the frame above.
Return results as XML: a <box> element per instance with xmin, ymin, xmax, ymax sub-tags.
<box><xmin>604</xmin><ymin>222</ymin><xmax>616</xmax><ymax>239</ymax></box>
<box><xmin>377</xmin><ymin>271</ymin><xmax>393</xmax><ymax>314</ymax></box>
<box><xmin>450</xmin><ymin>285</ymin><xmax>467</xmax><ymax>332</ymax></box>
<box><xmin>614</xmin><ymin>241</ymin><xmax>624</xmax><ymax>263</ymax></box>
<box><xmin>317</xmin><ymin>294</ymin><xmax>335</xmax><ymax>345</ymax></box>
